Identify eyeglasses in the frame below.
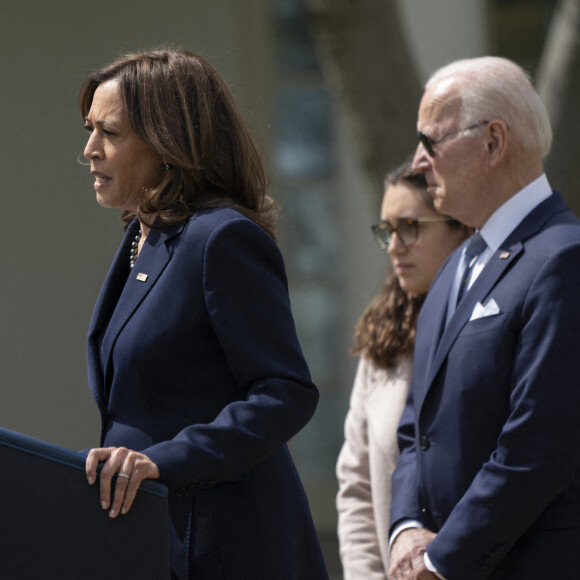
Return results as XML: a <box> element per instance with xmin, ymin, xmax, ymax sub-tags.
<box><xmin>417</xmin><ymin>120</ymin><xmax>489</xmax><ymax>157</ymax></box>
<box><xmin>371</xmin><ymin>217</ymin><xmax>455</xmax><ymax>249</ymax></box>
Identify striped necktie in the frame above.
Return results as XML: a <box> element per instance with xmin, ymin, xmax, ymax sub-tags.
<box><xmin>446</xmin><ymin>232</ymin><xmax>487</xmax><ymax>325</ymax></box>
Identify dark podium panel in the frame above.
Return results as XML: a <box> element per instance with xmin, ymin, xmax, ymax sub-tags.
<box><xmin>0</xmin><ymin>427</ymin><xmax>170</xmax><ymax>579</ymax></box>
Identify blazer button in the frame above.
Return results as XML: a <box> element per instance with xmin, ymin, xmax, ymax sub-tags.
<box><xmin>419</xmin><ymin>435</ymin><xmax>430</xmax><ymax>450</ymax></box>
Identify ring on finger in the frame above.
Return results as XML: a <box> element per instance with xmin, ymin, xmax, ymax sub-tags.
<box><xmin>117</xmin><ymin>472</ymin><xmax>131</xmax><ymax>480</ymax></box>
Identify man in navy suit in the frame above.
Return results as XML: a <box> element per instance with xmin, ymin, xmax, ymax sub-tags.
<box><xmin>388</xmin><ymin>56</ymin><xmax>580</xmax><ymax>580</ymax></box>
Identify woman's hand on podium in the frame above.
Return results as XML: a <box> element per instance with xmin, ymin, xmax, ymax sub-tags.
<box><xmin>85</xmin><ymin>447</ymin><xmax>160</xmax><ymax>518</ymax></box>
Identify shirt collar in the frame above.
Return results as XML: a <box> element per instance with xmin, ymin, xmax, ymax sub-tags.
<box><xmin>479</xmin><ymin>173</ymin><xmax>552</xmax><ymax>252</ymax></box>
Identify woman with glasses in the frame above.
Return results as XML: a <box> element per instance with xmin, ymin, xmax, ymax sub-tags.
<box><xmin>336</xmin><ymin>161</ymin><xmax>470</xmax><ymax>579</ymax></box>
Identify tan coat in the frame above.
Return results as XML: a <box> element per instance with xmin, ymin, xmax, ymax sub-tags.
<box><xmin>336</xmin><ymin>355</ymin><xmax>412</xmax><ymax>579</ymax></box>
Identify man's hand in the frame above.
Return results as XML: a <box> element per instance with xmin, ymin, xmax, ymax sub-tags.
<box><xmin>389</xmin><ymin>527</ymin><xmax>437</xmax><ymax>580</ymax></box>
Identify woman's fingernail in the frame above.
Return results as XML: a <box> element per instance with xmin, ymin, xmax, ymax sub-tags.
<box><xmin>87</xmin><ymin>476</ymin><xmax>95</xmax><ymax>485</ymax></box>
<box><xmin>101</xmin><ymin>500</ymin><xmax>108</xmax><ymax>510</ymax></box>
<box><xmin>109</xmin><ymin>509</ymin><xmax>117</xmax><ymax>518</ymax></box>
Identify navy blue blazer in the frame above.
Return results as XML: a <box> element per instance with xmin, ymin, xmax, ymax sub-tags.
<box><xmin>391</xmin><ymin>192</ymin><xmax>580</xmax><ymax>579</ymax></box>
<box><xmin>87</xmin><ymin>208</ymin><xmax>328</xmax><ymax>580</ymax></box>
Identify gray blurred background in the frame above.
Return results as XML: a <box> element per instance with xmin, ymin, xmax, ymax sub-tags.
<box><xmin>1</xmin><ymin>0</ymin><xmax>577</xmax><ymax>576</ymax></box>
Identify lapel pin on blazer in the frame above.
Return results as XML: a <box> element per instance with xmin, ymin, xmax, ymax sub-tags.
<box><xmin>499</xmin><ymin>251</ymin><xmax>511</xmax><ymax>259</ymax></box>
<box><xmin>136</xmin><ymin>273</ymin><xmax>149</xmax><ymax>282</ymax></box>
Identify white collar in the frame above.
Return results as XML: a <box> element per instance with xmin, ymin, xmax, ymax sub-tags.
<box><xmin>479</xmin><ymin>174</ymin><xmax>552</xmax><ymax>252</ymax></box>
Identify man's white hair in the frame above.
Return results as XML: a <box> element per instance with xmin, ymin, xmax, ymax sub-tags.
<box><xmin>426</xmin><ymin>56</ymin><xmax>552</xmax><ymax>159</ymax></box>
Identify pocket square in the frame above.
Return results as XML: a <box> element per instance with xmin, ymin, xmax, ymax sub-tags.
<box><xmin>470</xmin><ymin>298</ymin><xmax>500</xmax><ymax>321</ymax></box>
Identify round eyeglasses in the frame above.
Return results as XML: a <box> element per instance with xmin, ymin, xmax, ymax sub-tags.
<box><xmin>371</xmin><ymin>217</ymin><xmax>455</xmax><ymax>249</ymax></box>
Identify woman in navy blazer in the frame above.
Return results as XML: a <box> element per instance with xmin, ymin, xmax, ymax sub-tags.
<box><xmin>80</xmin><ymin>49</ymin><xmax>328</xmax><ymax>580</ymax></box>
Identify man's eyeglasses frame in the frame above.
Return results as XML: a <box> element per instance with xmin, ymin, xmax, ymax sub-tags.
<box><xmin>417</xmin><ymin>120</ymin><xmax>489</xmax><ymax>157</ymax></box>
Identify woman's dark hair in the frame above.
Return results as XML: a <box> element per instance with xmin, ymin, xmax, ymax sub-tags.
<box><xmin>351</xmin><ymin>161</ymin><xmax>462</xmax><ymax>369</ymax></box>
<box><xmin>352</xmin><ymin>274</ymin><xmax>425</xmax><ymax>369</ymax></box>
<box><xmin>80</xmin><ymin>48</ymin><xmax>276</xmax><ymax>237</ymax></box>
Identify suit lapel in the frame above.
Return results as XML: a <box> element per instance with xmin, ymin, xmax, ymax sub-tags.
<box><xmin>416</xmin><ymin>191</ymin><xmax>568</xmax><ymax>412</ymax></box>
<box><xmin>423</xmin><ymin>255</ymin><xmax>457</xmax><ymax>372</ymax></box>
<box><xmin>88</xmin><ymin>219</ymin><xmax>185</xmax><ymax>403</ymax></box>
<box><xmin>427</xmin><ymin>244</ymin><xmax>522</xmax><ymax>389</ymax></box>
<box><xmin>87</xmin><ymin>221</ymin><xmax>138</xmax><ymax>408</ymax></box>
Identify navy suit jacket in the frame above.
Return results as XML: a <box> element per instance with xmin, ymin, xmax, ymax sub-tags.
<box><xmin>391</xmin><ymin>192</ymin><xmax>580</xmax><ymax>579</ymax></box>
<box><xmin>87</xmin><ymin>208</ymin><xmax>328</xmax><ymax>580</ymax></box>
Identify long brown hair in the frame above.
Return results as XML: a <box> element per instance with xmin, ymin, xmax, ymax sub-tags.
<box><xmin>352</xmin><ymin>162</ymin><xmax>462</xmax><ymax>369</ymax></box>
<box><xmin>80</xmin><ymin>48</ymin><xmax>276</xmax><ymax>237</ymax></box>
<box><xmin>352</xmin><ymin>274</ymin><xmax>425</xmax><ymax>369</ymax></box>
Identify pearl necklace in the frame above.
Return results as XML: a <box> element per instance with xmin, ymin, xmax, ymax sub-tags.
<box><xmin>129</xmin><ymin>229</ymin><xmax>142</xmax><ymax>269</ymax></box>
